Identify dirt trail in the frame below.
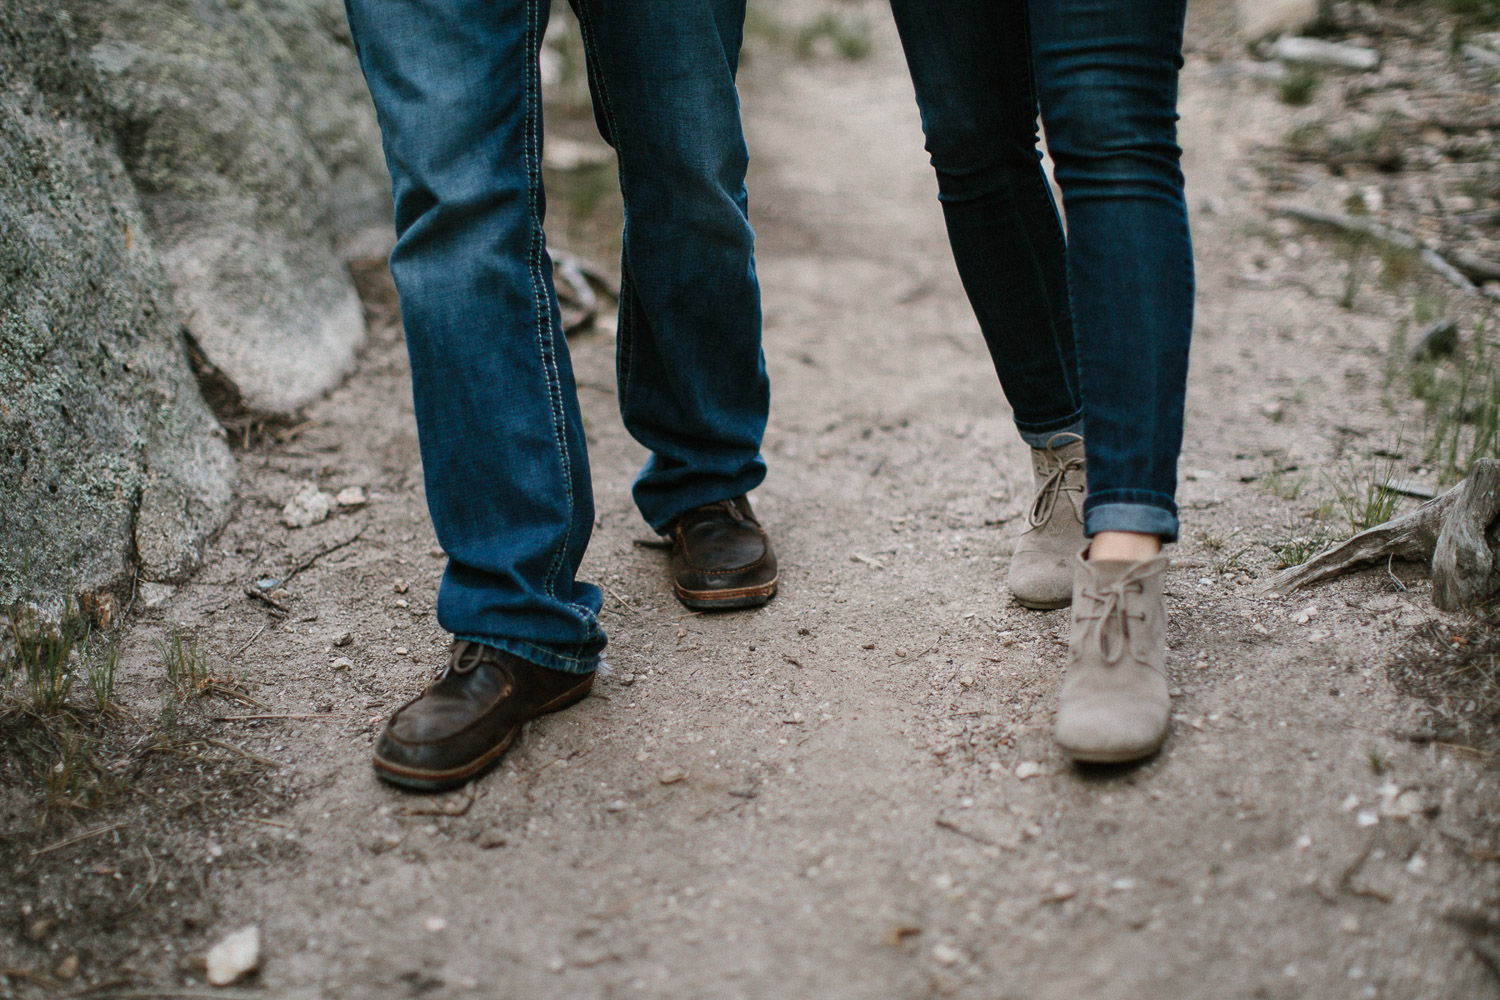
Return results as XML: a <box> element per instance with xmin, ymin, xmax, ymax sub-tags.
<box><xmin>59</xmin><ymin>3</ymin><xmax>1500</xmax><ymax>997</ymax></box>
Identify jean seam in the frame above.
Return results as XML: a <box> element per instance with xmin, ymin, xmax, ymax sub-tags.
<box><xmin>571</xmin><ymin>2</ymin><xmax>640</xmax><ymax>415</ymax></box>
<box><xmin>1014</xmin><ymin>0</ymin><xmax>1079</xmax><ymax>414</ymax></box>
<box><xmin>524</xmin><ymin>0</ymin><xmax>577</xmax><ymax>611</ymax></box>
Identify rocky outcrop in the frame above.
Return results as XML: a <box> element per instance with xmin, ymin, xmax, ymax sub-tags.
<box><xmin>64</xmin><ymin>0</ymin><xmax>391</xmax><ymax>418</ymax></box>
<box><xmin>0</xmin><ymin>2</ymin><xmax>235</xmax><ymax>610</ymax></box>
<box><xmin>1</xmin><ymin>0</ymin><xmax>394</xmax><ymax>613</ymax></box>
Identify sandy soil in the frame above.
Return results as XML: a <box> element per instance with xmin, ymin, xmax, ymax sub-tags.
<box><xmin>8</xmin><ymin>2</ymin><xmax>1500</xmax><ymax>997</ymax></box>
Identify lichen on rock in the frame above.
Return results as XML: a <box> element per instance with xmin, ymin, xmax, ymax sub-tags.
<box><xmin>0</xmin><ymin>2</ymin><xmax>234</xmax><ymax>611</ymax></box>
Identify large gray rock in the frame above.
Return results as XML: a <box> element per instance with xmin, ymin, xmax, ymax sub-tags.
<box><xmin>63</xmin><ymin>0</ymin><xmax>391</xmax><ymax>418</ymax></box>
<box><xmin>0</xmin><ymin>2</ymin><xmax>235</xmax><ymax>610</ymax></box>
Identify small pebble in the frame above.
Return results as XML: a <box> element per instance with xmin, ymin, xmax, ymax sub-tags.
<box><xmin>54</xmin><ymin>954</ymin><xmax>79</xmax><ymax>982</ymax></box>
<box><xmin>205</xmin><ymin>926</ymin><xmax>260</xmax><ymax>986</ymax></box>
<box><xmin>395</xmin><ymin>647</ymin><xmax>409</xmax><ymax>656</ymax></box>
<box><xmin>1045</xmin><ymin>881</ymin><xmax>1077</xmax><ymax>903</ymax></box>
<box><xmin>1014</xmin><ymin>761</ymin><xmax>1043</xmax><ymax>780</ymax></box>
<box><xmin>393</xmin><ymin>579</ymin><xmax>410</xmax><ymax>594</ymax></box>
<box><xmin>424</xmin><ymin>916</ymin><xmax>448</xmax><ymax>933</ymax></box>
<box><xmin>331</xmin><ymin>657</ymin><xmax>353</xmax><ymax>671</ymax></box>
<box><xmin>476</xmin><ymin>829</ymin><xmax>508</xmax><ymax>850</ymax></box>
<box><xmin>333</xmin><ymin>631</ymin><xmax>353</xmax><ymax>647</ymax></box>
<box><xmin>658</xmin><ymin>767</ymin><xmax>688</xmax><ymax>785</ymax></box>
<box><xmin>335</xmin><ymin>486</ymin><xmax>367</xmax><ymax>508</ymax></box>
<box><xmin>1355</xmin><ymin>809</ymin><xmax>1379</xmax><ymax>828</ymax></box>
<box><xmin>931</xmin><ymin>943</ymin><xmax>962</xmax><ymax>967</ymax></box>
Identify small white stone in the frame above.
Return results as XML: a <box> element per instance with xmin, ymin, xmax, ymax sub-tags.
<box><xmin>1405</xmin><ymin>853</ymin><xmax>1428</xmax><ymax>876</ymax></box>
<box><xmin>931</xmin><ymin>943</ymin><xmax>962</xmax><ymax>966</ymax></box>
<box><xmin>205</xmin><ymin>926</ymin><xmax>260</xmax><ymax>986</ymax></box>
<box><xmin>1014</xmin><ymin>761</ymin><xmax>1043</xmax><ymax>780</ymax></box>
<box><xmin>331</xmin><ymin>656</ymin><xmax>353</xmax><ymax>671</ymax></box>
<box><xmin>281</xmin><ymin>485</ymin><xmax>333</xmax><ymax>528</ymax></box>
<box><xmin>546</xmin><ymin>956</ymin><xmax>566</xmax><ymax>974</ymax></box>
<box><xmin>1294</xmin><ymin>834</ymin><xmax>1313</xmax><ymax>851</ymax></box>
<box><xmin>1340</xmin><ymin>793</ymin><xmax>1361</xmax><ymax>812</ymax></box>
<box><xmin>335</xmin><ymin>486</ymin><xmax>367</xmax><ymax>508</ymax></box>
<box><xmin>1355</xmin><ymin>809</ymin><xmax>1379</xmax><ymax>828</ymax></box>
<box><xmin>423</xmin><ymin>916</ymin><xmax>447</xmax><ymax>933</ymax></box>
<box><xmin>1046</xmin><ymin>881</ymin><xmax>1078</xmax><ymax>903</ymax></box>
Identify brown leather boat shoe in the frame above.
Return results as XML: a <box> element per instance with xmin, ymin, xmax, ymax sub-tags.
<box><xmin>668</xmin><ymin>495</ymin><xmax>778</xmax><ymax>610</ymax></box>
<box><xmin>373</xmin><ymin>640</ymin><xmax>594</xmax><ymax>791</ymax></box>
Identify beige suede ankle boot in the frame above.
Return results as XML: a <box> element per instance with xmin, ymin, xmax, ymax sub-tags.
<box><xmin>1007</xmin><ymin>433</ymin><xmax>1086</xmax><ymax>609</ymax></box>
<box><xmin>1054</xmin><ymin>549</ymin><xmax>1171</xmax><ymax>763</ymax></box>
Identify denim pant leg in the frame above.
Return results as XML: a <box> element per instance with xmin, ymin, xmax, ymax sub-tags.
<box><xmin>1031</xmin><ymin>0</ymin><xmax>1195</xmax><ymax>542</ymax></box>
<box><xmin>570</xmin><ymin>0</ymin><xmax>769</xmax><ymax>533</ymax></box>
<box><xmin>344</xmin><ymin>0</ymin><xmax>604</xmax><ymax>673</ymax></box>
<box><xmin>887</xmin><ymin>0</ymin><xmax>1083</xmax><ymax>448</ymax></box>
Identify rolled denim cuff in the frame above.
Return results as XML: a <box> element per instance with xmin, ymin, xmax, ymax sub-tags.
<box><xmin>1014</xmin><ymin>414</ymin><xmax>1085</xmax><ymax>450</ymax></box>
<box><xmin>1083</xmin><ymin>497</ymin><xmax>1179</xmax><ymax>542</ymax></box>
<box><xmin>456</xmin><ymin>635</ymin><xmax>602</xmax><ymax>676</ymax></box>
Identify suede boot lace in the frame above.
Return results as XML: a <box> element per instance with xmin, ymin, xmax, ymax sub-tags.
<box><xmin>1027</xmin><ymin>444</ymin><xmax>1085</xmax><ymax>531</ymax></box>
<box><xmin>1075</xmin><ymin>565</ymin><xmax>1158</xmax><ymax>668</ymax></box>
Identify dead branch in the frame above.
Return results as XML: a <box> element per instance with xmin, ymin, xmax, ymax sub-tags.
<box><xmin>1265</xmin><ymin>460</ymin><xmax>1500</xmax><ymax>611</ymax></box>
<box><xmin>1267</xmin><ymin>201</ymin><xmax>1479</xmax><ymax>296</ymax></box>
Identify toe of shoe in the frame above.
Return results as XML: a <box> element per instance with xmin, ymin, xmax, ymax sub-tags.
<box><xmin>1053</xmin><ymin>699</ymin><xmax>1169</xmax><ymax>763</ymax></box>
<box><xmin>1007</xmin><ymin>556</ymin><xmax>1072</xmax><ymax>608</ymax></box>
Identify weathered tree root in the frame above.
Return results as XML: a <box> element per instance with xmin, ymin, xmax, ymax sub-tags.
<box><xmin>1265</xmin><ymin>459</ymin><xmax>1500</xmax><ymax>611</ymax></box>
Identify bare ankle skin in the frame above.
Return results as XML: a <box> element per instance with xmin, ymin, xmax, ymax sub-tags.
<box><xmin>1089</xmin><ymin>531</ymin><xmax>1162</xmax><ymax>562</ymax></box>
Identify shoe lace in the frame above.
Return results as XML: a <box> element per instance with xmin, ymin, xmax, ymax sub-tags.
<box><xmin>1074</xmin><ymin>565</ymin><xmax>1157</xmax><ymax>666</ymax></box>
<box><xmin>1027</xmin><ymin>438</ymin><xmax>1085</xmax><ymax>530</ymax></box>
<box><xmin>447</xmin><ymin>640</ymin><xmax>492</xmax><ymax>676</ymax></box>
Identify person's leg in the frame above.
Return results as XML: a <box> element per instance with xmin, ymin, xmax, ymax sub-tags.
<box><xmin>1031</xmin><ymin>0</ymin><xmax>1194</xmax><ymax>548</ymax></box>
<box><xmin>1028</xmin><ymin>0</ymin><xmax>1194</xmax><ymax>762</ymax></box>
<box><xmin>569</xmin><ymin>0</ymin><xmax>778</xmax><ymax>610</ymax></box>
<box><xmin>887</xmin><ymin>0</ymin><xmax>1086</xmax><ymax>609</ymax></box>
<box><xmin>888</xmin><ymin>0</ymin><xmax>1081</xmax><ymax>443</ymax></box>
<box><xmin>569</xmin><ymin>0</ymin><xmax>767</xmax><ymax>532</ymax></box>
<box><xmin>343</xmin><ymin>0</ymin><xmax>605</xmax><ymax>787</ymax></box>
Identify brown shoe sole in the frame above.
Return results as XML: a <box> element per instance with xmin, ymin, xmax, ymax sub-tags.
<box><xmin>674</xmin><ymin>576</ymin><xmax>778</xmax><ymax>610</ymax></box>
<box><xmin>372</xmin><ymin>677</ymin><xmax>594</xmax><ymax>792</ymax></box>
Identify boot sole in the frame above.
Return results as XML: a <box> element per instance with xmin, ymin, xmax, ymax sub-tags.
<box><xmin>674</xmin><ymin>577</ymin><xmax>777</xmax><ymax>611</ymax></box>
<box><xmin>1012</xmin><ymin>595</ymin><xmax>1071</xmax><ymax>611</ymax></box>
<box><xmin>372</xmin><ymin>679</ymin><xmax>594</xmax><ymax>792</ymax></box>
<box><xmin>1056</xmin><ymin>734</ymin><xmax>1167</xmax><ymax>765</ymax></box>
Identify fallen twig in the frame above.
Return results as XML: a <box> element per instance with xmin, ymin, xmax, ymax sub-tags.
<box><xmin>211</xmin><ymin>712</ymin><xmax>354</xmax><ymax>722</ymax></box>
<box><xmin>1267</xmin><ymin>200</ymin><xmax>1481</xmax><ymax>296</ymax></box>
<box><xmin>402</xmin><ymin>787</ymin><xmax>477</xmax><ymax>817</ymax></box>
<box><xmin>935</xmin><ymin>816</ymin><xmax>1002</xmax><ymax>847</ymax></box>
<box><xmin>30</xmin><ymin>822</ymin><xmax>129</xmax><ymax>858</ymax></box>
<box><xmin>1264</xmin><ymin>459</ymin><xmax>1500</xmax><ymax>610</ymax></box>
<box><xmin>242</xmin><ymin>586</ymin><xmax>289</xmax><ymax>616</ymax></box>
<box><xmin>229</xmin><ymin>624</ymin><xmax>268</xmax><ymax>661</ymax></box>
<box><xmin>281</xmin><ymin>527</ymin><xmax>366</xmax><ymax>586</ymax></box>
<box><xmin>199</xmin><ymin>737</ymin><xmax>281</xmax><ymax>769</ymax></box>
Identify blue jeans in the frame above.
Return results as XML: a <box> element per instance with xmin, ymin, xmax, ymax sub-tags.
<box><xmin>343</xmin><ymin>0</ymin><xmax>767</xmax><ymax>672</ymax></box>
<box><xmin>889</xmin><ymin>0</ymin><xmax>1194</xmax><ymax>541</ymax></box>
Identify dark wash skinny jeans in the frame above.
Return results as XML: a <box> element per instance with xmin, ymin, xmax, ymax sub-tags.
<box><xmin>889</xmin><ymin>0</ymin><xmax>1195</xmax><ymax>541</ymax></box>
<box><xmin>342</xmin><ymin>0</ymin><xmax>766</xmax><ymax>673</ymax></box>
